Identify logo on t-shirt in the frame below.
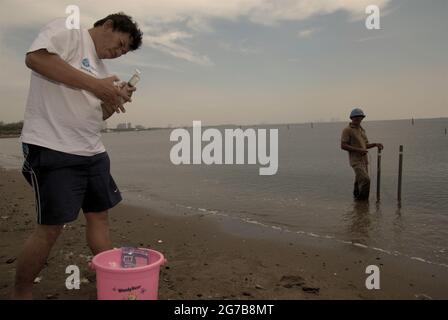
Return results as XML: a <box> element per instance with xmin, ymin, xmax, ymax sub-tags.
<box><xmin>81</xmin><ymin>58</ymin><xmax>95</xmax><ymax>74</ymax></box>
<box><xmin>82</xmin><ymin>58</ymin><xmax>90</xmax><ymax>68</ymax></box>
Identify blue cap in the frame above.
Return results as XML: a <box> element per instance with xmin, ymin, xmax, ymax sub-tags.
<box><xmin>350</xmin><ymin>108</ymin><xmax>366</xmax><ymax>119</ymax></box>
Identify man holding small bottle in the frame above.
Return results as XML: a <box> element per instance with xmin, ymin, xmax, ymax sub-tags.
<box><xmin>13</xmin><ymin>13</ymin><xmax>143</xmax><ymax>299</ymax></box>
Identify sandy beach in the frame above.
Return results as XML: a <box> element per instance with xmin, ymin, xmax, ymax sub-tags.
<box><xmin>1</xmin><ymin>167</ymin><xmax>447</xmax><ymax>300</ymax></box>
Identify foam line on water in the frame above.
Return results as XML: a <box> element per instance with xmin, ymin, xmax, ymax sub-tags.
<box><xmin>176</xmin><ymin>204</ymin><xmax>448</xmax><ymax>270</ymax></box>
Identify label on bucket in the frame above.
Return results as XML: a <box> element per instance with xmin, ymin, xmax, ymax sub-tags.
<box><xmin>121</xmin><ymin>247</ymin><xmax>150</xmax><ymax>268</ymax></box>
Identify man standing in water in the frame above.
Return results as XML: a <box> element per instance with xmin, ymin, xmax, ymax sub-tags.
<box><xmin>341</xmin><ymin>108</ymin><xmax>383</xmax><ymax>201</ymax></box>
<box><xmin>13</xmin><ymin>13</ymin><xmax>143</xmax><ymax>299</ymax></box>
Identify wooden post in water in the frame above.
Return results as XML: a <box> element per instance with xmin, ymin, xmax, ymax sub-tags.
<box><xmin>376</xmin><ymin>148</ymin><xmax>382</xmax><ymax>202</ymax></box>
<box><xmin>397</xmin><ymin>145</ymin><xmax>404</xmax><ymax>204</ymax></box>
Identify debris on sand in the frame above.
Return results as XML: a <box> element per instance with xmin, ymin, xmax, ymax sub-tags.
<box><xmin>280</xmin><ymin>275</ymin><xmax>305</xmax><ymax>288</ymax></box>
<box><xmin>5</xmin><ymin>257</ymin><xmax>16</xmax><ymax>264</ymax></box>
<box><xmin>302</xmin><ymin>287</ymin><xmax>320</xmax><ymax>294</ymax></box>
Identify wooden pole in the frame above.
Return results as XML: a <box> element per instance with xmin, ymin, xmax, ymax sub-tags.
<box><xmin>376</xmin><ymin>148</ymin><xmax>382</xmax><ymax>201</ymax></box>
<box><xmin>397</xmin><ymin>145</ymin><xmax>403</xmax><ymax>203</ymax></box>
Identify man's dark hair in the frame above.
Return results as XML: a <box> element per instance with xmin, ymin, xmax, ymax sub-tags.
<box><xmin>94</xmin><ymin>12</ymin><xmax>143</xmax><ymax>51</ymax></box>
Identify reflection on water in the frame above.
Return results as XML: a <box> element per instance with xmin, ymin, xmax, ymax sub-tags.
<box><xmin>343</xmin><ymin>199</ymin><xmax>409</xmax><ymax>245</ymax></box>
<box><xmin>392</xmin><ymin>206</ymin><xmax>405</xmax><ymax>245</ymax></box>
<box><xmin>344</xmin><ymin>201</ymin><xmax>371</xmax><ymax>243</ymax></box>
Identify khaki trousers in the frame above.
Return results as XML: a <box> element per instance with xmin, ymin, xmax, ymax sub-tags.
<box><xmin>352</xmin><ymin>163</ymin><xmax>370</xmax><ymax>200</ymax></box>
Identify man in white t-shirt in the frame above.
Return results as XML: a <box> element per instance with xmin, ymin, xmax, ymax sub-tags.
<box><xmin>13</xmin><ymin>13</ymin><xmax>143</xmax><ymax>299</ymax></box>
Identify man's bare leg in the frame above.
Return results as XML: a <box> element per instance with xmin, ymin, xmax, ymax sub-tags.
<box><xmin>84</xmin><ymin>211</ymin><xmax>112</xmax><ymax>255</ymax></box>
<box><xmin>12</xmin><ymin>224</ymin><xmax>63</xmax><ymax>299</ymax></box>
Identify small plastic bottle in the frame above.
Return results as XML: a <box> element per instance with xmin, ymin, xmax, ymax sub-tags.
<box><xmin>115</xmin><ymin>69</ymin><xmax>141</xmax><ymax>106</ymax></box>
<box><xmin>128</xmin><ymin>69</ymin><xmax>141</xmax><ymax>87</ymax></box>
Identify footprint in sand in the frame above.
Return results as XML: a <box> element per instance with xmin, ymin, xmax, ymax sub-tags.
<box><xmin>279</xmin><ymin>275</ymin><xmax>320</xmax><ymax>294</ymax></box>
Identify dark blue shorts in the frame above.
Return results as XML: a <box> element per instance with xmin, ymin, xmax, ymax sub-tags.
<box><xmin>21</xmin><ymin>143</ymin><xmax>122</xmax><ymax>225</ymax></box>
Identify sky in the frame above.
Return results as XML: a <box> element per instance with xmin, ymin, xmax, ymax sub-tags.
<box><xmin>0</xmin><ymin>0</ymin><xmax>446</xmax><ymax>128</ymax></box>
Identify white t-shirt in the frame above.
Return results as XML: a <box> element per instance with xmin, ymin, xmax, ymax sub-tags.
<box><xmin>21</xmin><ymin>18</ymin><xmax>109</xmax><ymax>156</ymax></box>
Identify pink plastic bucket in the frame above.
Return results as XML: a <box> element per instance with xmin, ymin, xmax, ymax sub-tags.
<box><xmin>91</xmin><ymin>248</ymin><xmax>166</xmax><ymax>300</ymax></box>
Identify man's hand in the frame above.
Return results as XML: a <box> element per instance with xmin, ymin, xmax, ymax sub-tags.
<box><xmin>114</xmin><ymin>82</ymin><xmax>137</xmax><ymax>113</ymax></box>
<box><xmin>119</xmin><ymin>82</ymin><xmax>137</xmax><ymax>100</ymax></box>
<box><xmin>101</xmin><ymin>102</ymin><xmax>116</xmax><ymax>120</ymax></box>
<box><xmin>376</xmin><ymin>143</ymin><xmax>384</xmax><ymax>150</ymax></box>
<box><xmin>90</xmin><ymin>76</ymin><xmax>131</xmax><ymax>107</ymax></box>
<box><xmin>101</xmin><ymin>83</ymin><xmax>137</xmax><ymax>120</ymax></box>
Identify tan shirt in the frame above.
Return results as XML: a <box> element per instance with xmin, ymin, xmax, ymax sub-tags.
<box><xmin>341</xmin><ymin>123</ymin><xmax>369</xmax><ymax>166</ymax></box>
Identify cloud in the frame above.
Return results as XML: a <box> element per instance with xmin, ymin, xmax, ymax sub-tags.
<box><xmin>219</xmin><ymin>40</ymin><xmax>260</xmax><ymax>56</ymax></box>
<box><xmin>119</xmin><ymin>56</ymin><xmax>183</xmax><ymax>72</ymax></box>
<box><xmin>246</xmin><ymin>0</ymin><xmax>392</xmax><ymax>25</ymax></box>
<box><xmin>297</xmin><ymin>28</ymin><xmax>319</xmax><ymax>39</ymax></box>
<box><xmin>144</xmin><ymin>31</ymin><xmax>213</xmax><ymax>66</ymax></box>
<box><xmin>184</xmin><ymin>16</ymin><xmax>214</xmax><ymax>33</ymax></box>
<box><xmin>0</xmin><ymin>1</ymin><xmax>394</xmax><ymax>34</ymax></box>
<box><xmin>0</xmin><ymin>0</ymin><xmax>392</xmax><ymax>65</ymax></box>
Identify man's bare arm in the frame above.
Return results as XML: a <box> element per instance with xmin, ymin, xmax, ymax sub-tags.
<box><xmin>341</xmin><ymin>143</ymin><xmax>368</xmax><ymax>155</ymax></box>
<box><xmin>367</xmin><ymin>143</ymin><xmax>384</xmax><ymax>150</ymax></box>
<box><xmin>25</xmin><ymin>49</ymin><xmax>129</xmax><ymax>107</ymax></box>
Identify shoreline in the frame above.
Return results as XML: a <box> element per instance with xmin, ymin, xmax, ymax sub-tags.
<box><xmin>1</xmin><ymin>168</ymin><xmax>447</xmax><ymax>300</ymax></box>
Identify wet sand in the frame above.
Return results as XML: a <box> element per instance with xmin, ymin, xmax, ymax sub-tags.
<box><xmin>1</xmin><ymin>168</ymin><xmax>447</xmax><ymax>300</ymax></box>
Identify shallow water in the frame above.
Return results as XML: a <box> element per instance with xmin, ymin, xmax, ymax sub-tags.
<box><xmin>1</xmin><ymin>118</ymin><xmax>447</xmax><ymax>267</ymax></box>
